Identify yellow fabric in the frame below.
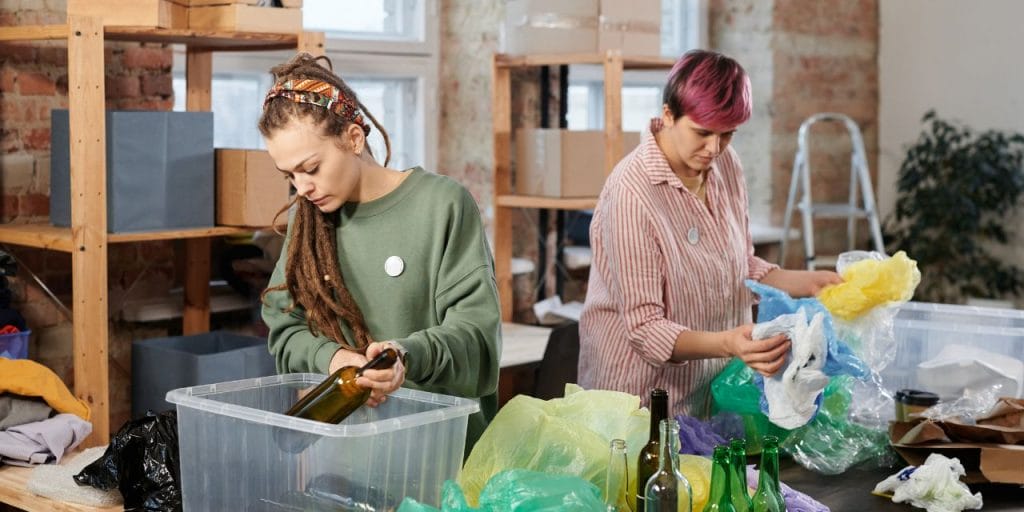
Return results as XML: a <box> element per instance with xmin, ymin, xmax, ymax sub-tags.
<box><xmin>819</xmin><ymin>251</ymin><xmax>921</xmax><ymax>321</ymax></box>
<box><xmin>0</xmin><ymin>357</ymin><xmax>91</xmax><ymax>421</ymax></box>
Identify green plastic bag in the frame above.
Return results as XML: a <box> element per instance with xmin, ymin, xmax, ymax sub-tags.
<box><xmin>458</xmin><ymin>384</ymin><xmax>649</xmax><ymax>510</ymax></box>
<box><xmin>398</xmin><ymin>470</ymin><xmax>605</xmax><ymax>512</ymax></box>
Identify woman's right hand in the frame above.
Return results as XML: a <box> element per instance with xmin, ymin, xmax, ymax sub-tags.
<box><xmin>723</xmin><ymin>324</ymin><xmax>790</xmax><ymax>377</ymax></box>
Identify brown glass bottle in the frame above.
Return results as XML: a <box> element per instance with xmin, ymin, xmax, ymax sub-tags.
<box><xmin>636</xmin><ymin>388</ymin><xmax>669</xmax><ymax>512</ymax></box>
<box><xmin>285</xmin><ymin>348</ymin><xmax>399</xmax><ymax>424</ymax></box>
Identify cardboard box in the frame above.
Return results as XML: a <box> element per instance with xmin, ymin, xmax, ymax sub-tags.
<box><xmin>67</xmin><ymin>0</ymin><xmax>188</xmax><ymax>29</ymax></box>
<box><xmin>515</xmin><ymin>129</ymin><xmax>640</xmax><ymax>198</ymax></box>
<box><xmin>503</xmin><ymin>0</ymin><xmax>599</xmax><ymax>55</ymax></box>
<box><xmin>189</xmin><ymin>4</ymin><xmax>302</xmax><ymax>33</ymax></box>
<box><xmin>598</xmin><ymin>0</ymin><xmax>662</xmax><ymax>57</ymax></box>
<box><xmin>50</xmin><ymin>110</ymin><xmax>214</xmax><ymax>233</ymax></box>
<box><xmin>215</xmin><ymin>149</ymin><xmax>290</xmax><ymax>228</ymax></box>
<box><xmin>890</xmin><ymin>420</ymin><xmax>1024</xmax><ymax>484</ymax></box>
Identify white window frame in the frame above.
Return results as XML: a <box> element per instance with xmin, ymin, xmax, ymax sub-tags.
<box><xmin>172</xmin><ymin>0</ymin><xmax>439</xmax><ymax>171</ymax></box>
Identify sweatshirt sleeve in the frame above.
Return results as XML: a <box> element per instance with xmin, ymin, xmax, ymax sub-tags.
<box><xmin>261</xmin><ymin>227</ymin><xmax>341</xmax><ymax>375</ymax></box>
<box><xmin>393</xmin><ymin>188</ymin><xmax>502</xmax><ymax>399</ymax></box>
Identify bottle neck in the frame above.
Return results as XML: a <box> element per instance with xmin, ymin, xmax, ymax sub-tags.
<box><xmin>356</xmin><ymin>347</ymin><xmax>399</xmax><ymax>376</ymax></box>
<box><xmin>709</xmin><ymin>448</ymin><xmax>732</xmax><ymax>503</ymax></box>
<box><xmin>757</xmin><ymin>446</ymin><xmax>780</xmax><ymax>494</ymax></box>
<box><xmin>649</xmin><ymin>392</ymin><xmax>668</xmax><ymax>441</ymax></box>
<box><xmin>655</xmin><ymin>420</ymin><xmax>680</xmax><ymax>471</ymax></box>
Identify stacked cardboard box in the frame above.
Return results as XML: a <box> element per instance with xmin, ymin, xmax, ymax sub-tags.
<box><xmin>66</xmin><ymin>0</ymin><xmax>302</xmax><ymax>33</ymax></box>
<box><xmin>504</xmin><ymin>0</ymin><xmax>661</xmax><ymax>57</ymax></box>
<box><xmin>515</xmin><ymin>129</ymin><xmax>641</xmax><ymax>198</ymax></box>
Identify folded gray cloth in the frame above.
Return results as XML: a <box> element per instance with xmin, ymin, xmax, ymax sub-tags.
<box><xmin>0</xmin><ymin>413</ymin><xmax>91</xmax><ymax>466</ymax></box>
<box><xmin>0</xmin><ymin>394</ymin><xmax>53</xmax><ymax>430</ymax></box>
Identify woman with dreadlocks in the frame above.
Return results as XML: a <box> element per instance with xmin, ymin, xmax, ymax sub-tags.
<box><xmin>259</xmin><ymin>53</ymin><xmax>501</xmax><ymax>452</ymax></box>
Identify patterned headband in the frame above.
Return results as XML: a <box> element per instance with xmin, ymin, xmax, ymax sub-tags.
<box><xmin>263</xmin><ymin>79</ymin><xmax>371</xmax><ymax>135</ymax></box>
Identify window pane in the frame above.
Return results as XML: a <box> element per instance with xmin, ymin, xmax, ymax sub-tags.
<box><xmin>566</xmin><ymin>85</ymin><xmax>591</xmax><ymax>130</ymax></box>
<box><xmin>347</xmin><ymin>77</ymin><xmax>420</xmax><ymax>170</ymax></box>
<box><xmin>173</xmin><ymin>75</ymin><xmax>421</xmax><ymax>170</ymax></box>
<box><xmin>622</xmin><ymin>86</ymin><xmax>661</xmax><ymax>132</ymax></box>
<box><xmin>303</xmin><ymin>0</ymin><xmax>423</xmax><ymax>42</ymax></box>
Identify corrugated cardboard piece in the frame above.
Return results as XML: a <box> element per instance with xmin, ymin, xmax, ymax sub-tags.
<box><xmin>890</xmin><ymin>400</ymin><xmax>1024</xmax><ymax>484</ymax></box>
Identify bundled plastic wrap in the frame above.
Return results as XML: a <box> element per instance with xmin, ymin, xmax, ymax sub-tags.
<box><xmin>820</xmin><ymin>251</ymin><xmax>922</xmax><ymax>429</ymax></box>
<box><xmin>458</xmin><ymin>385</ymin><xmax>648</xmax><ymax>509</ymax></box>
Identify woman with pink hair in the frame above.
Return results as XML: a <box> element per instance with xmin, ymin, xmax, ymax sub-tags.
<box><xmin>578</xmin><ymin>50</ymin><xmax>840</xmax><ymax>417</ymax></box>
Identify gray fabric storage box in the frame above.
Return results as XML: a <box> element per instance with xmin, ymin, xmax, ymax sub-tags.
<box><xmin>50</xmin><ymin>109</ymin><xmax>214</xmax><ymax>232</ymax></box>
<box><xmin>131</xmin><ymin>331</ymin><xmax>276</xmax><ymax>418</ymax></box>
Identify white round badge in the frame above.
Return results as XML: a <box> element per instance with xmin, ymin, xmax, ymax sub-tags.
<box><xmin>687</xmin><ymin>227</ymin><xmax>700</xmax><ymax>245</ymax></box>
<box><xmin>384</xmin><ymin>256</ymin><xmax>405</xmax><ymax>277</ymax></box>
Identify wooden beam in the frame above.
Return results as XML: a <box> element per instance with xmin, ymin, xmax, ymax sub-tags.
<box><xmin>68</xmin><ymin>15</ymin><xmax>109</xmax><ymax>447</ymax></box>
<box><xmin>492</xmin><ymin>57</ymin><xmax>513</xmax><ymax>321</ymax></box>
<box><xmin>297</xmin><ymin>31</ymin><xmax>325</xmax><ymax>56</ymax></box>
<box><xmin>603</xmin><ymin>50</ymin><xmax>624</xmax><ymax>176</ymax></box>
<box><xmin>182</xmin><ymin>48</ymin><xmax>212</xmax><ymax>335</ymax></box>
<box><xmin>0</xmin><ymin>25</ymin><xmax>68</xmax><ymax>41</ymax></box>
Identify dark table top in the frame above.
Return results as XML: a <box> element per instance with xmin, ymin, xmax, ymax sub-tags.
<box><xmin>779</xmin><ymin>457</ymin><xmax>1024</xmax><ymax>511</ymax></box>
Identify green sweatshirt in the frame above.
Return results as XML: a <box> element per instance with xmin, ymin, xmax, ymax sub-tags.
<box><xmin>262</xmin><ymin>167</ymin><xmax>502</xmax><ymax>453</ymax></box>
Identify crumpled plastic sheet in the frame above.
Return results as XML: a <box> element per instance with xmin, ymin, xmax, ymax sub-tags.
<box><xmin>397</xmin><ymin>470</ymin><xmax>606</xmax><ymax>512</ymax></box>
<box><xmin>677</xmin><ymin>414</ymin><xmax>726</xmax><ymax>457</ymax></box>
<box><xmin>74</xmin><ymin>410</ymin><xmax>181</xmax><ymax>512</ymax></box>
<box><xmin>819</xmin><ymin>251</ymin><xmax>920</xmax><ymax>322</ymax></box>
<box><xmin>873</xmin><ymin>453</ymin><xmax>983</xmax><ymax>512</ymax></box>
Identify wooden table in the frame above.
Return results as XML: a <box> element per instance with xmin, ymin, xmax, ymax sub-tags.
<box><xmin>0</xmin><ymin>463</ymin><xmax>121</xmax><ymax>512</ymax></box>
<box><xmin>780</xmin><ymin>457</ymin><xmax>1024</xmax><ymax>511</ymax></box>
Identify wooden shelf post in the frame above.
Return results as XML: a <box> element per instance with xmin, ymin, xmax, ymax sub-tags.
<box><xmin>602</xmin><ymin>51</ymin><xmax>624</xmax><ymax>175</ymax></box>
<box><xmin>68</xmin><ymin>15</ymin><xmax>110</xmax><ymax>447</ymax></box>
<box><xmin>492</xmin><ymin>58</ymin><xmax>513</xmax><ymax>321</ymax></box>
<box><xmin>182</xmin><ymin>49</ymin><xmax>213</xmax><ymax>335</ymax></box>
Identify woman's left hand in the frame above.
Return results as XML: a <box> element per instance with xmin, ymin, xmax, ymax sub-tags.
<box><xmin>761</xmin><ymin>268</ymin><xmax>843</xmax><ymax>298</ymax></box>
<box><xmin>356</xmin><ymin>341</ymin><xmax>407</xmax><ymax>407</ymax></box>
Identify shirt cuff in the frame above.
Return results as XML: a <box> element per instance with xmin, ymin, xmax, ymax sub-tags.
<box><xmin>313</xmin><ymin>341</ymin><xmax>339</xmax><ymax>374</ymax></box>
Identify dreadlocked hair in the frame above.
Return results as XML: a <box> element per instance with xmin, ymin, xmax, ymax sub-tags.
<box><xmin>258</xmin><ymin>53</ymin><xmax>392</xmax><ymax>352</ymax></box>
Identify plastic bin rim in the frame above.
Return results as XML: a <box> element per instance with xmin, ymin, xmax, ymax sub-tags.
<box><xmin>165</xmin><ymin>373</ymin><xmax>481</xmax><ymax>437</ymax></box>
<box><xmin>899</xmin><ymin>301</ymin><xmax>1024</xmax><ymax>320</ymax></box>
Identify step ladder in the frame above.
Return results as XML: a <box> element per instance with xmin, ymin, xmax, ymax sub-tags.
<box><xmin>779</xmin><ymin>113</ymin><xmax>885</xmax><ymax>270</ymax></box>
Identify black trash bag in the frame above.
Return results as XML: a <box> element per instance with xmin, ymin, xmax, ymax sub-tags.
<box><xmin>74</xmin><ymin>410</ymin><xmax>182</xmax><ymax>512</ymax></box>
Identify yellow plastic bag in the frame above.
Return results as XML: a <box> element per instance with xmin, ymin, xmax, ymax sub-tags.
<box><xmin>459</xmin><ymin>385</ymin><xmax>712</xmax><ymax>511</ymax></box>
<box><xmin>819</xmin><ymin>251</ymin><xmax>921</xmax><ymax>320</ymax></box>
<box><xmin>458</xmin><ymin>385</ymin><xmax>647</xmax><ymax>509</ymax></box>
<box><xmin>679</xmin><ymin>454</ymin><xmax>712</xmax><ymax>511</ymax></box>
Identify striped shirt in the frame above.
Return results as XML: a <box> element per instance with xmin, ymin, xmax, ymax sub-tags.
<box><xmin>578</xmin><ymin>124</ymin><xmax>778</xmax><ymax>417</ymax></box>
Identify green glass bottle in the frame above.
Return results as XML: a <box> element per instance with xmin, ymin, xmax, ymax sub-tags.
<box><xmin>604</xmin><ymin>439</ymin><xmax>629</xmax><ymax>511</ymax></box>
<box><xmin>284</xmin><ymin>348</ymin><xmax>399</xmax><ymax>423</ymax></box>
<box><xmin>643</xmin><ymin>418</ymin><xmax>693</xmax><ymax>512</ymax></box>
<box><xmin>729</xmin><ymin>439</ymin><xmax>751</xmax><ymax>512</ymax></box>
<box><xmin>702</xmin><ymin>445</ymin><xmax>737</xmax><ymax>512</ymax></box>
<box><xmin>751</xmin><ymin>436</ymin><xmax>785</xmax><ymax>512</ymax></box>
<box><xmin>636</xmin><ymin>389</ymin><xmax>669</xmax><ymax>512</ymax></box>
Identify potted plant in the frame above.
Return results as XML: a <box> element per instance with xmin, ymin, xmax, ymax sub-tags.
<box><xmin>884</xmin><ymin>111</ymin><xmax>1024</xmax><ymax>305</ymax></box>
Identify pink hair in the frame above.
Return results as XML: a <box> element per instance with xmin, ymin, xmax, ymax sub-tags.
<box><xmin>662</xmin><ymin>50</ymin><xmax>751</xmax><ymax>132</ymax></box>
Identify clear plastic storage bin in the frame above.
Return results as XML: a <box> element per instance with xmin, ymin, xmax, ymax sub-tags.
<box><xmin>880</xmin><ymin>302</ymin><xmax>1024</xmax><ymax>393</ymax></box>
<box><xmin>166</xmin><ymin>374</ymin><xmax>479</xmax><ymax>512</ymax></box>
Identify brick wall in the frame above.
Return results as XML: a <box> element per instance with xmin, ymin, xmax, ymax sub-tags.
<box><xmin>0</xmin><ymin>0</ymin><xmax>177</xmax><ymax>430</ymax></box>
<box><xmin>709</xmin><ymin>0</ymin><xmax>879</xmax><ymax>267</ymax></box>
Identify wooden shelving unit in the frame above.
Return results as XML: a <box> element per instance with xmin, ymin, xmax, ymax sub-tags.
<box><xmin>0</xmin><ymin>17</ymin><xmax>324</xmax><ymax>447</ymax></box>
<box><xmin>491</xmin><ymin>51</ymin><xmax>676</xmax><ymax>320</ymax></box>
